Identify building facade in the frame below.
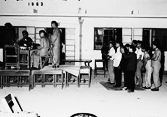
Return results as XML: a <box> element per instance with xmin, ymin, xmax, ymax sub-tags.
<box><xmin>0</xmin><ymin>0</ymin><xmax>167</xmax><ymax>70</ymax></box>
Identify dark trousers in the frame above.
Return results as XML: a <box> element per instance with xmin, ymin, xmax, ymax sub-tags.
<box><xmin>123</xmin><ymin>70</ymin><xmax>128</xmax><ymax>87</ymax></box>
<box><xmin>102</xmin><ymin>55</ymin><xmax>108</xmax><ymax>70</ymax></box>
<box><xmin>126</xmin><ymin>71</ymin><xmax>135</xmax><ymax>91</ymax></box>
<box><xmin>114</xmin><ymin>67</ymin><xmax>122</xmax><ymax>87</ymax></box>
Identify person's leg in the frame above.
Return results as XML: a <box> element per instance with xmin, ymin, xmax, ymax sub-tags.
<box><xmin>104</xmin><ymin>57</ymin><xmax>108</xmax><ymax>70</ymax></box>
<box><xmin>147</xmin><ymin>66</ymin><xmax>153</xmax><ymax>88</ymax></box>
<box><xmin>102</xmin><ymin>55</ymin><xmax>106</xmax><ymax>70</ymax></box>
<box><xmin>114</xmin><ymin>67</ymin><xmax>122</xmax><ymax>87</ymax></box>
<box><xmin>136</xmin><ymin>61</ymin><xmax>143</xmax><ymax>87</ymax></box>
<box><xmin>53</xmin><ymin>46</ymin><xmax>60</xmax><ymax>67</ymax></box>
<box><xmin>152</xmin><ymin>63</ymin><xmax>161</xmax><ymax>88</ymax></box>
<box><xmin>127</xmin><ymin>71</ymin><xmax>135</xmax><ymax>92</ymax></box>
<box><xmin>114</xmin><ymin>67</ymin><xmax>118</xmax><ymax>86</ymax></box>
<box><xmin>123</xmin><ymin>70</ymin><xmax>128</xmax><ymax>88</ymax></box>
<box><xmin>126</xmin><ymin>71</ymin><xmax>131</xmax><ymax>89</ymax></box>
<box><xmin>142</xmin><ymin>71</ymin><xmax>146</xmax><ymax>88</ymax></box>
<box><xmin>143</xmin><ymin>64</ymin><xmax>148</xmax><ymax>88</ymax></box>
<box><xmin>108</xmin><ymin>60</ymin><xmax>115</xmax><ymax>83</ymax></box>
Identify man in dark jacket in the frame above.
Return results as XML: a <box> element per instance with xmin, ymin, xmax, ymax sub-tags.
<box><xmin>124</xmin><ymin>45</ymin><xmax>137</xmax><ymax>92</ymax></box>
<box><xmin>18</xmin><ymin>30</ymin><xmax>33</xmax><ymax>47</ymax></box>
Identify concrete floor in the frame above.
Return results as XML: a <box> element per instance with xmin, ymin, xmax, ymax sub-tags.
<box><xmin>0</xmin><ymin>73</ymin><xmax>167</xmax><ymax>117</ymax></box>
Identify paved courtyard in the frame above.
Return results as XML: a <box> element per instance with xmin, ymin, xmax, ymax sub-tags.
<box><xmin>0</xmin><ymin>73</ymin><xmax>167</xmax><ymax>117</ymax></box>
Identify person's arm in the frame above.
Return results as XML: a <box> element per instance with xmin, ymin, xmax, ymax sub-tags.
<box><xmin>27</xmin><ymin>37</ymin><xmax>33</xmax><ymax>47</ymax></box>
<box><xmin>108</xmin><ymin>48</ymin><xmax>115</xmax><ymax>59</ymax></box>
<box><xmin>51</xmin><ymin>29</ymin><xmax>60</xmax><ymax>45</ymax></box>
<box><xmin>37</xmin><ymin>39</ymin><xmax>43</xmax><ymax>49</ymax></box>
<box><xmin>152</xmin><ymin>50</ymin><xmax>161</xmax><ymax>61</ymax></box>
<box><xmin>111</xmin><ymin>49</ymin><xmax>121</xmax><ymax>60</ymax></box>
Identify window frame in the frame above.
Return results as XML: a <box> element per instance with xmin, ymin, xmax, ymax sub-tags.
<box><xmin>94</xmin><ymin>27</ymin><xmax>122</xmax><ymax>50</ymax></box>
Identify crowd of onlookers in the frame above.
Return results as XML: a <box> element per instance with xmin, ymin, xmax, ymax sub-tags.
<box><xmin>101</xmin><ymin>39</ymin><xmax>163</xmax><ymax>92</ymax></box>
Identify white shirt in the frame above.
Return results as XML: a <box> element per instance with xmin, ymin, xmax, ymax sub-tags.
<box><xmin>136</xmin><ymin>48</ymin><xmax>144</xmax><ymax>60</ymax></box>
<box><xmin>108</xmin><ymin>47</ymin><xmax>115</xmax><ymax>60</ymax></box>
<box><xmin>111</xmin><ymin>47</ymin><xmax>122</xmax><ymax>67</ymax></box>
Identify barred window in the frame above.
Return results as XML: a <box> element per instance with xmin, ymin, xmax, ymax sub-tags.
<box><xmin>94</xmin><ymin>28</ymin><xmax>122</xmax><ymax>50</ymax></box>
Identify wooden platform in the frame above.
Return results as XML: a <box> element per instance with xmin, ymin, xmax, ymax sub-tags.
<box><xmin>0</xmin><ymin>70</ymin><xmax>30</xmax><ymax>89</ymax></box>
<box><xmin>0</xmin><ymin>65</ymin><xmax>92</xmax><ymax>90</ymax></box>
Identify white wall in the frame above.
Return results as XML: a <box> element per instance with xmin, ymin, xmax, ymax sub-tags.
<box><xmin>1</xmin><ymin>0</ymin><xmax>167</xmax><ymax>16</ymax></box>
<box><xmin>0</xmin><ymin>0</ymin><xmax>167</xmax><ymax>70</ymax></box>
<box><xmin>0</xmin><ymin>16</ymin><xmax>167</xmax><ymax>70</ymax></box>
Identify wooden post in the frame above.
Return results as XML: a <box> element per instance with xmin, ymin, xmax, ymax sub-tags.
<box><xmin>78</xmin><ymin>17</ymin><xmax>84</xmax><ymax>64</ymax></box>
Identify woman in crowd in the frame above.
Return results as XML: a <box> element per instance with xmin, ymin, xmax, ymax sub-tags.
<box><xmin>142</xmin><ymin>46</ymin><xmax>153</xmax><ymax>89</ymax></box>
<box><xmin>151</xmin><ymin>41</ymin><xmax>161</xmax><ymax>91</ymax></box>
<box><xmin>107</xmin><ymin>41</ymin><xmax>116</xmax><ymax>84</ymax></box>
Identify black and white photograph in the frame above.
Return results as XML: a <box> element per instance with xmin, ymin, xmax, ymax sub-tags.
<box><xmin>0</xmin><ymin>0</ymin><xmax>167</xmax><ymax>117</ymax></box>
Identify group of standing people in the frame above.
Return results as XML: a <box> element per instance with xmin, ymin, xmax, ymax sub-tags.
<box><xmin>31</xmin><ymin>21</ymin><xmax>61</xmax><ymax>69</ymax></box>
<box><xmin>3</xmin><ymin>21</ymin><xmax>61</xmax><ymax>69</ymax></box>
<box><xmin>101</xmin><ymin>40</ymin><xmax>163</xmax><ymax>92</ymax></box>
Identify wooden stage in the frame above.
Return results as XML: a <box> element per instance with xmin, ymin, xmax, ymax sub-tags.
<box><xmin>0</xmin><ymin>65</ymin><xmax>92</xmax><ymax>90</ymax></box>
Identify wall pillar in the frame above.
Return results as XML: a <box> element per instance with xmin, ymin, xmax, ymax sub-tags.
<box><xmin>78</xmin><ymin>17</ymin><xmax>84</xmax><ymax>61</ymax></box>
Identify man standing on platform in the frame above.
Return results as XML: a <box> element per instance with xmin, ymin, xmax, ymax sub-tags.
<box><xmin>50</xmin><ymin>21</ymin><xmax>61</xmax><ymax>68</ymax></box>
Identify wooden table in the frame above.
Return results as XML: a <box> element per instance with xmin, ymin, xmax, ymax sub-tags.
<box><xmin>0</xmin><ymin>70</ymin><xmax>30</xmax><ymax>88</ymax></box>
<box><xmin>57</xmin><ymin>65</ymin><xmax>81</xmax><ymax>87</ymax></box>
<box><xmin>30</xmin><ymin>65</ymin><xmax>92</xmax><ymax>90</ymax></box>
<box><xmin>30</xmin><ymin>65</ymin><xmax>81</xmax><ymax>89</ymax></box>
<box><xmin>31</xmin><ymin>67</ymin><xmax>64</xmax><ymax>89</ymax></box>
<box><xmin>61</xmin><ymin>59</ymin><xmax>92</xmax><ymax>66</ymax></box>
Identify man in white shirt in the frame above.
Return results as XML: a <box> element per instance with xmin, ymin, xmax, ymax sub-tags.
<box><xmin>112</xmin><ymin>41</ymin><xmax>122</xmax><ymax>88</ymax></box>
<box><xmin>135</xmin><ymin>41</ymin><xmax>144</xmax><ymax>87</ymax></box>
<box><xmin>107</xmin><ymin>42</ymin><xmax>115</xmax><ymax>84</ymax></box>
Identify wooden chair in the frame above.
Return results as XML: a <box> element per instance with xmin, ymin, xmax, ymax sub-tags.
<box><xmin>1</xmin><ymin>93</ymin><xmax>38</xmax><ymax>117</ymax></box>
<box><xmin>94</xmin><ymin>59</ymin><xmax>106</xmax><ymax>78</ymax></box>
<box><xmin>39</xmin><ymin>55</ymin><xmax>52</xmax><ymax>69</ymax></box>
<box><xmin>70</xmin><ymin>113</ymin><xmax>97</xmax><ymax>117</ymax></box>
<box><xmin>19</xmin><ymin>48</ymin><xmax>31</xmax><ymax>69</ymax></box>
<box><xmin>79</xmin><ymin>66</ymin><xmax>92</xmax><ymax>87</ymax></box>
<box><xmin>4</xmin><ymin>45</ymin><xmax>20</xmax><ymax>70</ymax></box>
<box><xmin>1</xmin><ymin>93</ymin><xmax>22</xmax><ymax>113</ymax></box>
<box><xmin>60</xmin><ymin>65</ymin><xmax>81</xmax><ymax>87</ymax></box>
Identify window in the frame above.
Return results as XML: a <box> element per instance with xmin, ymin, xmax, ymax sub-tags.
<box><xmin>153</xmin><ymin>29</ymin><xmax>167</xmax><ymax>51</ymax></box>
<box><xmin>143</xmin><ymin>28</ymin><xmax>167</xmax><ymax>51</ymax></box>
<box><xmin>94</xmin><ymin>28</ymin><xmax>122</xmax><ymax>50</ymax></box>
